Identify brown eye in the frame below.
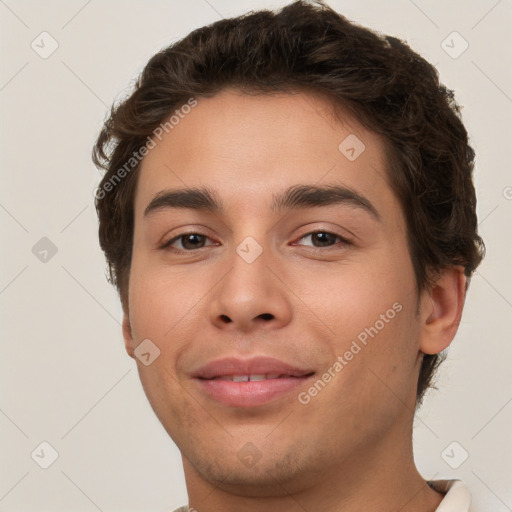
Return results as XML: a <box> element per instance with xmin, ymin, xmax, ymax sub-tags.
<box><xmin>296</xmin><ymin>231</ymin><xmax>350</xmax><ymax>249</ymax></box>
<box><xmin>163</xmin><ymin>233</ymin><xmax>214</xmax><ymax>252</ymax></box>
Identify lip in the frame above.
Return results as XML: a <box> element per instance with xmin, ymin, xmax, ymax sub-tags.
<box><xmin>192</xmin><ymin>356</ymin><xmax>315</xmax><ymax>407</ymax></box>
<box><xmin>192</xmin><ymin>356</ymin><xmax>314</xmax><ymax>379</ymax></box>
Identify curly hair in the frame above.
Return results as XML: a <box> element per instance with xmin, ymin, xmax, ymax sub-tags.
<box><xmin>92</xmin><ymin>0</ymin><xmax>484</xmax><ymax>406</ymax></box>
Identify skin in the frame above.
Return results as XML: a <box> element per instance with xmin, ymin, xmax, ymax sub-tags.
<box><xmin>121</xmin><ymin>88</ymin><xmax>466</xmax><ymax>511</ymax></box>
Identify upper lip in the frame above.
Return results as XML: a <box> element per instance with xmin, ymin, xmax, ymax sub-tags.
<box><xmin>192</xmin><ymin>356</ymin><xmax>315</xmax><ymax>379</ymax></box>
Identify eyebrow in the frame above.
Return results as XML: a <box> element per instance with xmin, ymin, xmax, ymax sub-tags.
<box><xmin>143</xmin><ymin>184</ymin><xmax>381</xmax><ymax>221</ymax></box>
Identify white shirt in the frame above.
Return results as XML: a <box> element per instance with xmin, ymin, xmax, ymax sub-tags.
<box><xmin>171</xmin><ymin>479</ymin><xmax>473</xmax><ymax>512</ymax></box>
<box><xmin>430</xmin><ymin>480</ymin><xmax>473</xmax><ymax>511</ymax></box>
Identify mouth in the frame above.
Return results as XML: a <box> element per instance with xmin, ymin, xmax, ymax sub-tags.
<box><xmin>203</xmin><ymin>373</ymin><xmax>310</xmax><ymax>382</ymax></box>
<box><xmin>195</xmin><ymin>374</ymin><xmax>316</xmax><ymax>407</ymax></box>
<box><xmin>192</xmin><ymin>357</ymin><xmax>316</xmax><ymax>407</ymax></box>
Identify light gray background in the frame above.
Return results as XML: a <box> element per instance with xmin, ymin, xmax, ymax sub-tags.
<box><xmin>1</xmin><ymin>0</ymin><xmax>511</xmax><ymax>511</ymax></box>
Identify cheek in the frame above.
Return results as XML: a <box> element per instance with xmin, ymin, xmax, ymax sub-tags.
<box><xmin>296</xmin><ymin>251</ymin><xmax>412</xmax><ymax>342</ymax></box>
<box><xmin>128</xmin><ymin>259</ymin><xmax>205</xmax><ymax>344</ymax></box>
<box><xmin>298</xmin><ymin>300</ymin><xmax>420</xmax><ymax>441</ymax></box>
<box><xmin>301</xmin><ymin>248</ymin><xmax>419</xmax><ymax>396</ymax></box>
<box><xmin>127</xmin><ymin>262</ymin><xmax>201</xmax><ymax>433</ymax></box>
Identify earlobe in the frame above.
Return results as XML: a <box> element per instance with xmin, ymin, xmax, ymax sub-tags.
<box><xmin>419</xmin><ymin>267</ymin><xmax>467</xmax><ymax>355</ymax></box>
<box><xmin>122</xmin><ymin>314</ymin><xmax>136</xmax><ymax>359</ymax></box>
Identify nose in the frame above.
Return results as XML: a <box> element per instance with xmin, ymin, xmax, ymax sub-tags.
<box><xmin>207</xmin><ymin>240</ymin><xmax>293</xmax><ymax>333</ymax></box>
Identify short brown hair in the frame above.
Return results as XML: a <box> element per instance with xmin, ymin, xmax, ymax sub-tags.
<box><xmin>92</xmin><ymin>0</ymin><xmax>485</xmax><ymax>406</ymax></box>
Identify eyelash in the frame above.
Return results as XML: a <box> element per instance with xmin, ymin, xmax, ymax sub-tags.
<box><xmin>160</xmin><ymin>230</ymin><xmax>351</xmax><ymax>254</ymax></box>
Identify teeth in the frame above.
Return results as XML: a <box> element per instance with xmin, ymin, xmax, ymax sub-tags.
<box><xmin>215</xmin><ymin>373</ymin><xmax>284</xmax><ymax>381</ymax></box>
<box><xmin>249</xmin><ymin>374</ymin><xmax>266</xmax><ymax>381</ymax></box>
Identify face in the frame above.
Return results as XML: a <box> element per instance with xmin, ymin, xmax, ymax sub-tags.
<box><xmin>124</xmin><ymin>88</ymin><xmax>426</xmax><ymax>495</ymax></box>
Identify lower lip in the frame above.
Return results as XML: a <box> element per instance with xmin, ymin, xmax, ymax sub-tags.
<box><xmin>195</xmin><ymin>376</ymin><xmax>314</xmax><ymax>407</ymax></box>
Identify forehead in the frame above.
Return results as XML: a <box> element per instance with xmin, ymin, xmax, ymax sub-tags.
<box><xmin>134</xmin><ymin>88</ymin><xmax>396</xmax><ymax>218</ymax></box>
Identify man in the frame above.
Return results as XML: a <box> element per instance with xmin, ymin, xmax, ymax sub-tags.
<box><xmin>92</xmin><ymin>1</ymin><xmax>484</xmax><ymax>510</ymax></box>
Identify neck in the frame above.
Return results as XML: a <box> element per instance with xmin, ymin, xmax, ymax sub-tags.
<box><xmin>181</xmin><ymin>411</ymin><xmax>445</xmax><ymax>512</ymax></box>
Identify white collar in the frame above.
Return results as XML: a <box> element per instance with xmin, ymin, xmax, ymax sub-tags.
<box><xmin>429</xmin><ymin>480</ymin><xmax>472</xmax><ymax>511</ymax></box>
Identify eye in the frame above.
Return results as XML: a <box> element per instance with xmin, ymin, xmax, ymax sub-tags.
<box><xmin>294</xmin><ymin>231</ymin><xmax>350</xmax><ymax>249</ymax></box>
<box><xmin>161</xmin><ymin>232</ymin><xmax>217</xmax><ymax>252</ymax></box>
<box><xmin>161</xmin><ymin>229</ymin><xmax>351</xmax><ymax>253</ymax></box>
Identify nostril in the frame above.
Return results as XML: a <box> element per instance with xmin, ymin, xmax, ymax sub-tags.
<box><xmin>220</xmin><ymin>314</ymin><xmax>232</xmax><ymax>323</ymax></box>
<box><xmin>259</xmin><ymin>313</ymin><xmax>274</xmax><ymax>320</ymax></box>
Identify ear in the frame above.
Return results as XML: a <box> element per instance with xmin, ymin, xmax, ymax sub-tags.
<box><xmin>122</xmin><ymin>314</ymin><xmax>136</xmax><ymax>359</ymax></box>
<box><xmin>418</xmin><ymin>266</ymin><xmax>467</xmax><ymax>355</ymax></box>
